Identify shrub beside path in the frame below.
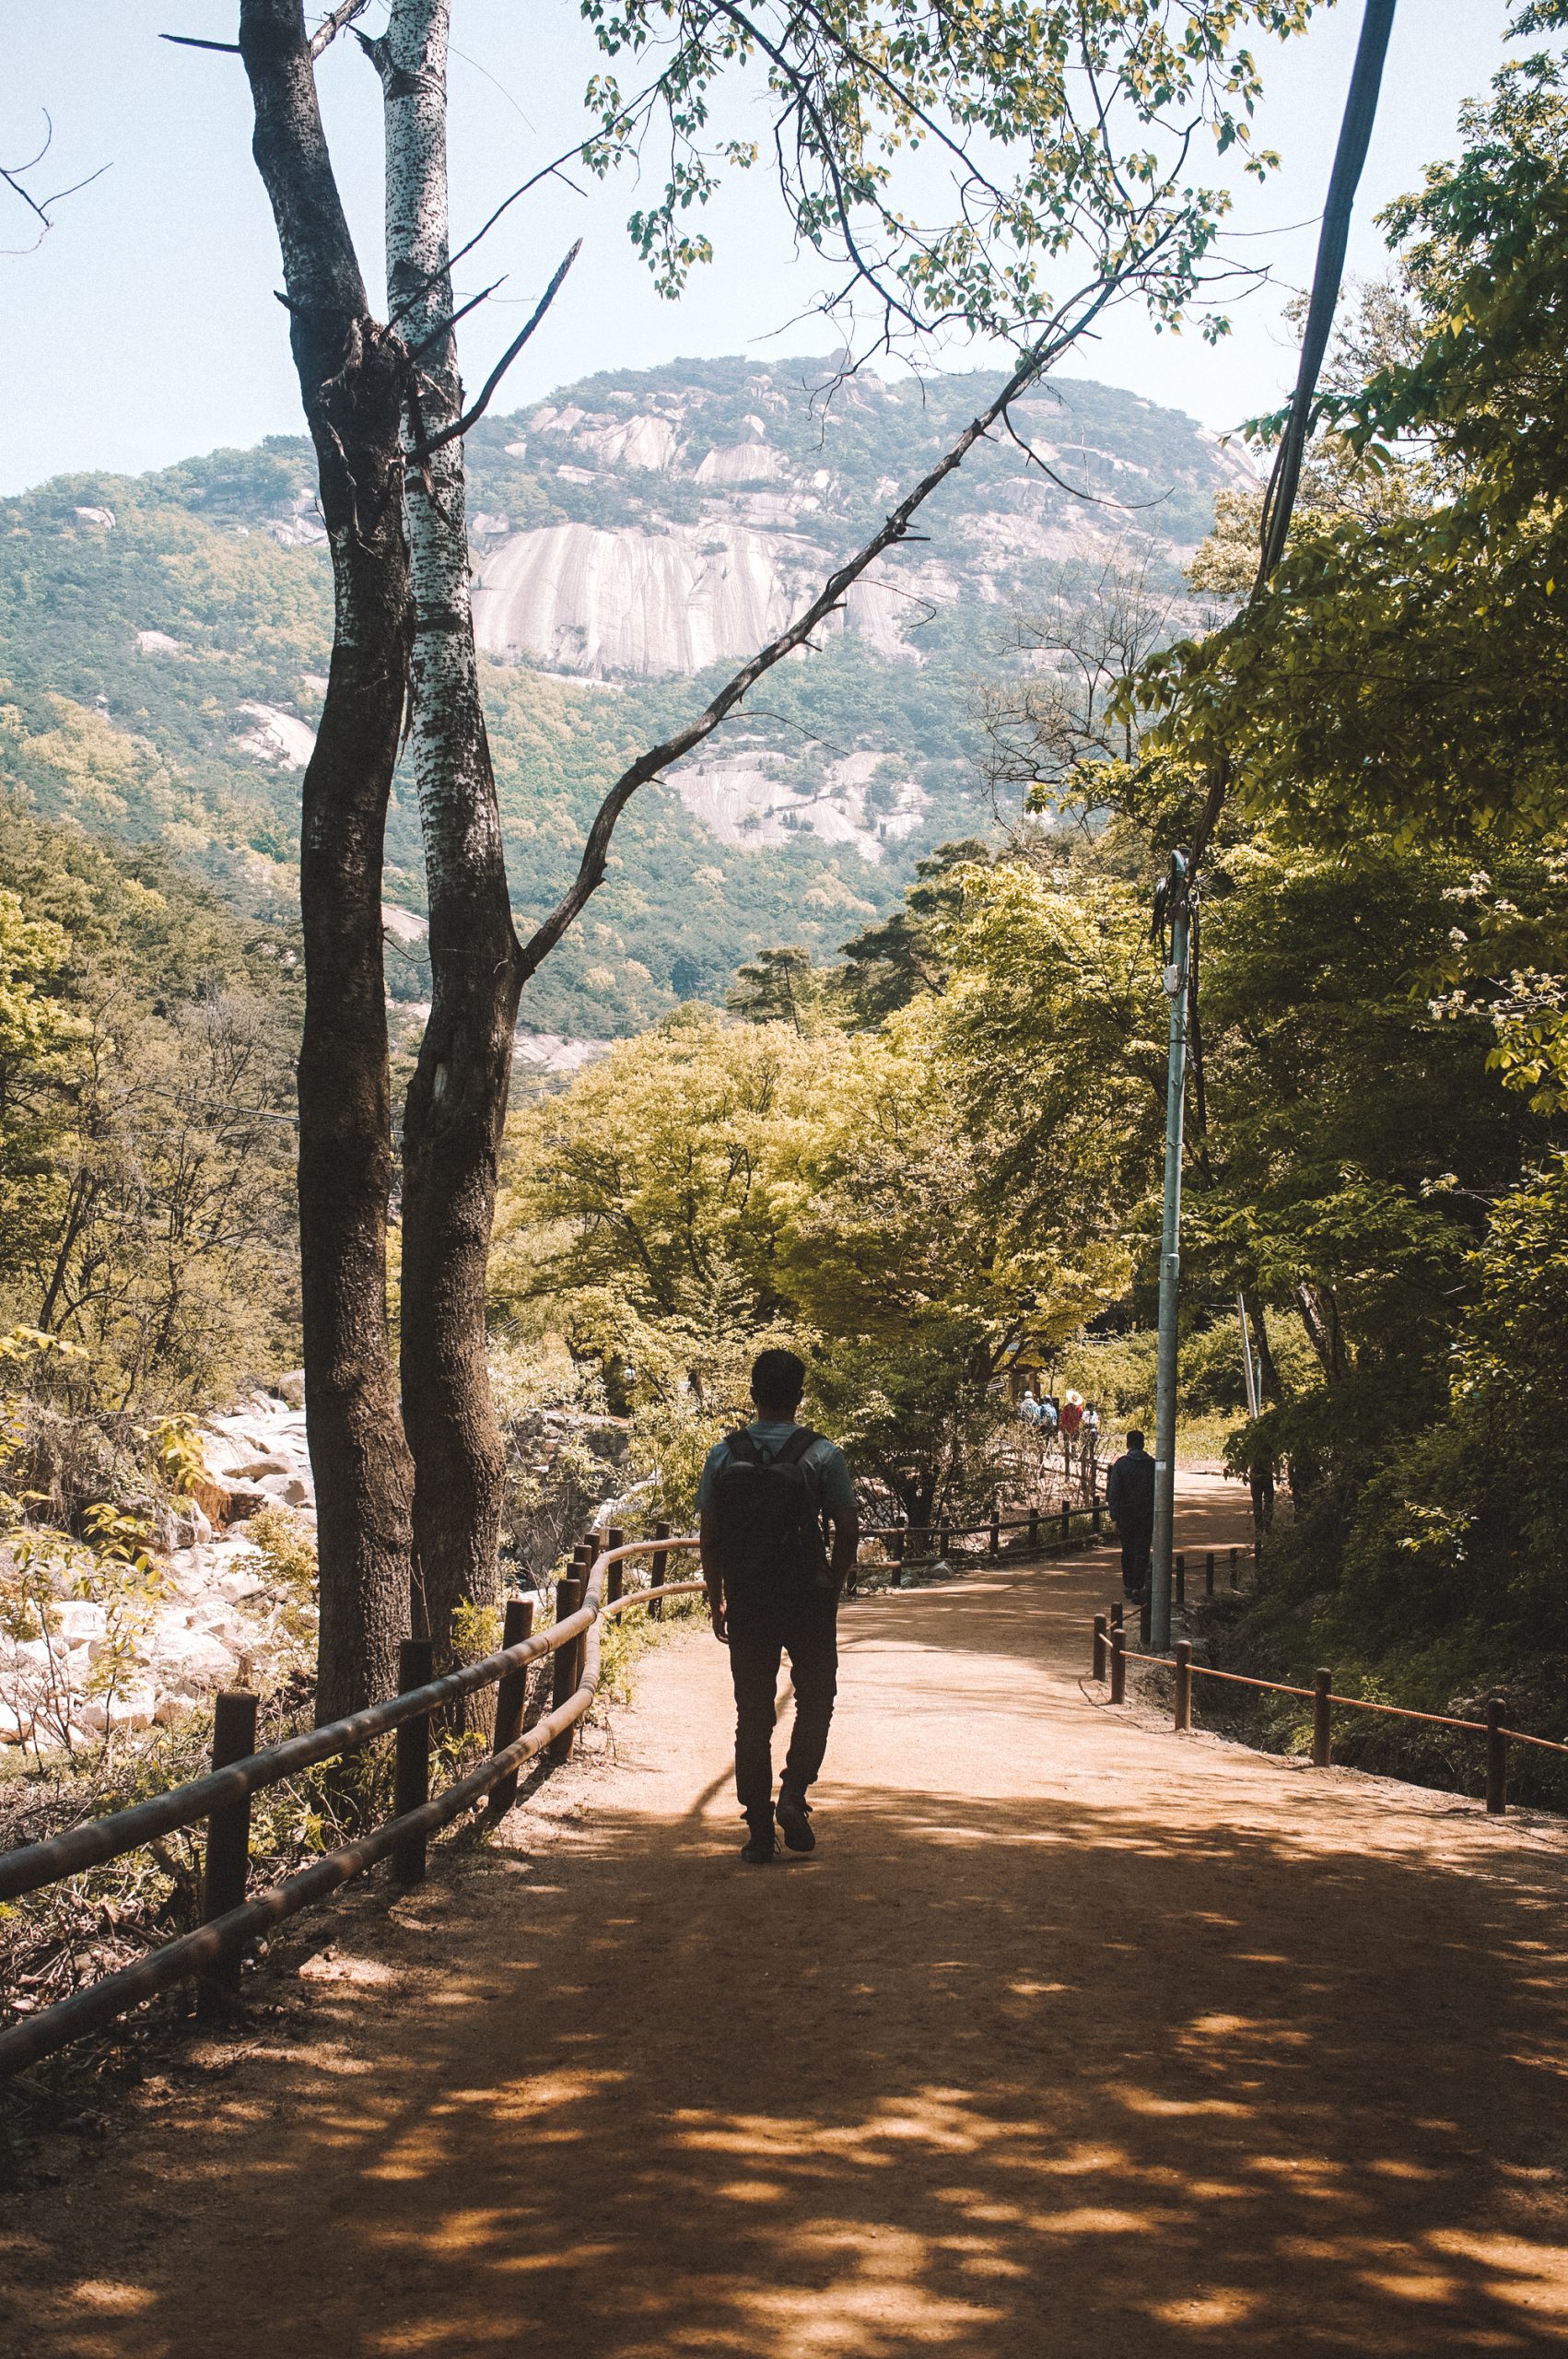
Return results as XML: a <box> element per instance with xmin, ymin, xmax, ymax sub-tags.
<box><xmin>5</xmin><ymin>1469</ymin><xmax>1568</xmax><ymax>2355</ymax></box>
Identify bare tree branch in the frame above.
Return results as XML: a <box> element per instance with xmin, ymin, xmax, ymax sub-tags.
<box><xmin>515</xmin><ymin>284</ymin><xmax>1137</xmax><ymax>983</ymax></box>
<box><xmin>1</xmin><ymin>109</ymin><xmax>110</xmax><ymax>248</ymax></box>
<box><xmin>310</xmin><ymin>0</ymin><xmax>374</xmax><ymax>55</ymax></box>
<box><xmin>405</xmin><ymin>275</ymin><xmax>507</xmax><ymax>362</ymax></box>
<box><xmin>419</xmin><ymin>240</ymin><xmax>581</xmax><ymax>452</ymax></box>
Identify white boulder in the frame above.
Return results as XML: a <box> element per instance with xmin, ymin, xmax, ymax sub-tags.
<box><xmin>149</xmin><ymin>1626</ymin><xmax>236</xmax><ymax>1685</ymax></box>
<box><xmin>54</xmin><ymin>1601</ymin><xmax>108</xmax><ymax>1645</ymax></box>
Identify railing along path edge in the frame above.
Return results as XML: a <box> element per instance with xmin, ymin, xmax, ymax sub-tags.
<box><xmin>1094</xmin><ymin>1609</ymin><xmax>1568</xmax><ymax>1815</ymax></box>
<box><xmin>0</xmin><ymin>1534</ymin><xmax>705</xmax><ymax>2080</ymax></box>
<box><xmin>0</xmin><ymin>1500</ymin><xmax>1101</xmax><ymax>2079</ymax></box>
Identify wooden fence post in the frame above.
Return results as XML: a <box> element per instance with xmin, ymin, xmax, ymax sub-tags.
<box><xmin>1028</xmin><ymin>1506</ymin><xmax>1039</xmax><ymax>1553</ymax></box>
<box><xmin>487</xmin><ymin>1597</ymin><xmax>534</xmax><ymax>1822</ymax></box>
<box><xmin>1110</xmin><ymin>1599</ymin><xmax>1125</xmax><ymax>1633</ymax></box>
<box><xmin>989</xmin><ymin>1504</ymin><xmax>1000</xmax><ymax>1561</ymax></box>
<box><xmin>392</xmin><ymin>1638</ymin><xmax>435</xmax><ymax>1886</ymax></box>
<box><xmin>1093</xmin><ymin>1613</ymin><xmax>1107</xmax><ymax>1682</ymax></box>
<box><xmin>1486</xmin><ymin>1695</ymin><xmax>1507</xmax><ymax>1816</ymax></box>
<box><xmin>605</xmin><ymin>1528</ymin><xmax>625</xmax><ymax>1606</ymax></box>
<box><xmin>199</xmin><ymin>1687</ymin><xmax>257</xmax><ymax>2014</ymax></box>
<box><xmin>1174</xmin><ymin>1639</ymin><xmax>1192</xmax><ymax>1731</ymax></box>
<box><xmin>891</xmin><ymin>1527</ymin><xmax>906</xmax><ymax>1588</ymax></box>
<box><xmin>1060</xmin><ymin>1503</ymin><xmax>1071</xmax><ymax>1547</ymax></box>
<box><xmin>649</xmin><ymin>1521</ymin><xmax>670</xmax><ymax>1618</ymax></box>
<box><xmin>549</xmin><ymin>1576</ymin><xmax>584</xmax><ymax>1765</ymax></box>
<box><xmin>1312</xmin><ymin>1668</ymin><xmax>1332</xmax><ymax>1769</ymax></box>
<box><xmin>937</xmin><ymin>1520</ymin><xmax>950</xmax><ymax>1560</ymax></box>
<box><xmin>1092</xmin><ymin>1502</ymin><xmax>1103</xmax><ymax>1537</ymax></box>
<box><xmin>1110</xmin><ymin>1625</ymin><xmax>1126</xmax><ymax>1706</ymax></box>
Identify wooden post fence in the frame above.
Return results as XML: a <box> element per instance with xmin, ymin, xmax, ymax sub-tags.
<box><xmin>198</xmin><ymin>1687</ymin><xmax>257</xmax><ymax>2013</ymax></box>
<box><xmin>392</xmin><ymin>1638</ymin><xmax>435</xmax><ymax>1885</ymax></box>
<box><xmin>486</xmin><ymin>1596</ymin><xmax>535</xmax><ymax>1821</ymax></box>
<box><xmin>549</xmin><ymin>1576</ymin><xmax>584</xmax><ymax>1764</ymax></box>
<box><xmin>1487</xmin><ymin>1695</ymin><xmax>1508</xmax><ymax>1816</ymax></box>
<box><xmin>1174</xmin><ymin>1640</ymin><xmax>1192</xmax><ymax>1731</ymax></box>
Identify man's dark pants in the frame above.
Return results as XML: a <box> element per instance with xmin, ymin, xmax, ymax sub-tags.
<box><xmin>727</xmin><ymin>1587</ymin><xmax>837</xmax><ymax>1813</ymax></box>
<box><xmin>1119</xmin><ymin>1519</ymin><xmax>1153</xmax><ymax>1600</ymax></box>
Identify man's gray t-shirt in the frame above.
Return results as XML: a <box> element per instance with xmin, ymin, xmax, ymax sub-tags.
<box><xmin>697</xmin><ymin>1421</ymin><xmax>855</xmax><ymax>1520</ymax></box>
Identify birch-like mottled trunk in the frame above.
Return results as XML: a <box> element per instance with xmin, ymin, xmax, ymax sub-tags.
<box><xmin>380</xmin><ymin>0</ymin><xmax>521</xmax><ymax>1661</ymax></box>
<box><xmin>240</xmin><ymin>0</ymin><xmax>415</xmax><ymax>1719</ymax></box>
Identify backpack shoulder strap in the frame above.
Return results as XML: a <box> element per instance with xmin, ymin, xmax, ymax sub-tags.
<box><xmin>722</xmin><ymin>1429</ymin><xmax>760</xmax><ymax>1465</ymax></box>
<box><xmin>777</xmin><ymin>1427</ymin><xmax>820</xmax><ymax>1467</ymax></box>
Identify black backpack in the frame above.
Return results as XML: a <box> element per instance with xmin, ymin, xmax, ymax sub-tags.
<box><xmin>709</xmin><ymin>1427</ymin><xmax>832</xmax><ymax>1602</ymax></box>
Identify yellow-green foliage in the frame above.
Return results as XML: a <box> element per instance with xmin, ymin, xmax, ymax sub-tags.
<box><xmin>150</xmin><ymin>1415</ymin><xmax>208</xmax><ymax>1504</ymax></box>
<box><xmin>451</xmin><ymin>1599</ymin><xmax>503</xmax><ymax>1667</ymax></box>
<box><xmin>246</xmin><ymin>1504</ymin><xmax>317</xmax><ymax>1602</ymax></box>
<box><xmin>245</xmin><ymin>1505</ymin><xmax>319</xmax><ymax>1669</ymax></box>
<box><xmin>0</xmin><ymin>802</ymin><xmax>301</xmax><ymax>1410</ymax></box>
<box><xmin>493</xmin><ymin>891</ymin><xmax>1150</xmax><ymax>1518</ymax></box>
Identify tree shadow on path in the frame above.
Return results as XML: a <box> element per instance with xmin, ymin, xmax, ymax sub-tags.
<box><xmin>6</xmin><ymin>1767</ymin><xmax>1567</xmax><ymax>2359</ymax></box>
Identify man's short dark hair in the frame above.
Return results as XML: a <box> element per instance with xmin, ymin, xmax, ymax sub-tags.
<box><xmin>752</xmin><ymin>1347</ymin><xmax>806</xmax><ymax>1414</ymax></box>
<box><xmin>1127</xmin><ymin>1429</ymin><xmax>1145</xmax><ymax>1451</ymax></box>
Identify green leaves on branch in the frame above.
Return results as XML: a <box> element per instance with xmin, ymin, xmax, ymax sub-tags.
<box><xmin>1133</xmin><ymin>43</ymin><xmax>1568</xmax><ymax>854</ymax></box>
<box><xmin>579</xmin><ymin>0</ymin><xmax>1316</xmax><ymax>342</ymax></box>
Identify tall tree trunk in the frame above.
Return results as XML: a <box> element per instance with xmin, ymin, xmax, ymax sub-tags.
<box><xmin>1294</xmin><ymin>1277</ymin><xmax>1346</xmax><ymax>1385</ymax></box>
<box><xmin>1241</xmin><ymin>1282</ymin><xmax>1283</xmax><ymax>1403</ymax></box>
<box><xmin>240</xmin><ymin>0</ymin><xmax>415</xmax><ymax>1719</ymax></box>
<box><xmin>378</xmin><ymin>0</ymin><xmax>519</xmax><ymax>1660</ymax></box>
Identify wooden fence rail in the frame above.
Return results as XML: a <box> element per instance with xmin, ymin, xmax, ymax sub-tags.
<box><xmin>861</xmin><ymin>1499</ymin><xmax>1102</xmax><ymax>1584</ymax></box>
<box><xmin>0</xmin><ymin>1537</ymin><xmax>705</xmax><ymax>2081</ymax></box>
<box><xmin>1094</xmin><ymin>1619</ymin><xmax>1568</xmax><ymax>1816</ymax></box>
<box><xmin>0</xmin><ymin>1503</ymin><xmax>1115</xmax><ymax>2080</ymax></box>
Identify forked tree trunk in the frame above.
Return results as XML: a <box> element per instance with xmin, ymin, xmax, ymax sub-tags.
<box><xmin>240</xmin><ymin>0</ymin><xmax>415</xmax><ymax>1719</ymax></box>
<box><xmin>369</xmin><ymin>0</ymin><xmax>1129</xmax><ymax>1663</ymax></box>
<box><xmin>378</xmin><ymin>0</ymin><xmax>520</xmax><ymax>1660</ymax></box>
<box><xmin>1241</xmin><ymin>1283</ymin><xmax>1283</xmax><ymax>1404</ymax></box>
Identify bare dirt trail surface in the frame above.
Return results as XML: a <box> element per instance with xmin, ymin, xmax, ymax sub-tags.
<box><xmin>6</xmin><ymin>1471</ymin><xmax>1568</xmax><ymax>2356</ymax></box>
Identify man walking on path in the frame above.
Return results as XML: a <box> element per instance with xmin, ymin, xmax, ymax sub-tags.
<box><xmin>699</xmin><ymin>1349</ymin><xmax>860</xmax><ymax>1864</ymax></box>
<box><xmin>1106</xmin><ymin>1428</ymin><xmax>1156</xmax><ymax>1602</ymax></box>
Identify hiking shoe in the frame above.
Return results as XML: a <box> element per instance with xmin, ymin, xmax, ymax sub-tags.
<box><xmin>776</xmin><ymin>1793</ymin><xmax>816</xmax><ymax>1854</ymax></box>
<box><xmin>741</xmin><ymin>1812</ymin><xmax>777</xmax><ymax>1865</ymax></box>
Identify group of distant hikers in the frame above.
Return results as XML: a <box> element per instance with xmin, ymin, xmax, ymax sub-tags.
<box><xmin>698</xmin><ymin>1348</ymin><xmax>1153</xmax><ymax>1865</ymax></box>
<box><xmin>1016</xmin><ymin>1386</ymin><xmax>1100</xmax><ymax>1465</ymax></box>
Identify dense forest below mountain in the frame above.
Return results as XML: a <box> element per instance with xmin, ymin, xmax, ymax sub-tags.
<box><xmin>0</xmin><ymin>359</ymin><xmax>1242</xmax><ymax>1036</ymax></box>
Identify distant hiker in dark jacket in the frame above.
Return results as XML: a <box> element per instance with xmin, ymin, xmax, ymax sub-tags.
<box><xmin>1106</xmin><ymin>1430</ymin><xmax>1156</xmax><ymax>1602</ymax></box>
<box><xmin>698</xmin><ymin>1349</ymin><xmax>859</xmax><ymax>1865</ymax></box>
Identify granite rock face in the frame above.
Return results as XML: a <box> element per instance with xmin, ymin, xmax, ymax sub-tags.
<box><xmin>0</xmin><ymin>1391</ymin><xmax>319</xmax><ymax>1752</ymax></box>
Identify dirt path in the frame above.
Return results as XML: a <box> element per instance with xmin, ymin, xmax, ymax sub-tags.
<box><xmin>6</xmin><ymin>1473</ymin><xmax>1568</xmax><ymax>2356</ymax></box>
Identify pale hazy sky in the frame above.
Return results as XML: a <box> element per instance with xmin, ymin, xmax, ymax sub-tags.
<box><xmin>0</xmin><ymin>1</ymin><xmax>1517</xmax><ymax>494</ymax></box>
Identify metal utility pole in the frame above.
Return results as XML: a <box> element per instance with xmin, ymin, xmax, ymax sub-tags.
<box><xmin>1238</xmin><ymin>1295</ymin><xmax>1261</xmax><ymax>1421</ymax></box>
<box><xmin>1149</xmin><ymin>850</ymin><xmax>1190</xmax><ymax>1652</ymax></box>
<box><xmin>1145</xmin><ymin>0</ymin><xmax>1397</xmax><ymax>1654</ymax></box>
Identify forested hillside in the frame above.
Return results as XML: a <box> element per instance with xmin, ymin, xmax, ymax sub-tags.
<box><xmin>0</xmin><ymin>360</ymin><xmax>1244</xmax><ymax>1037</ymax></box>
